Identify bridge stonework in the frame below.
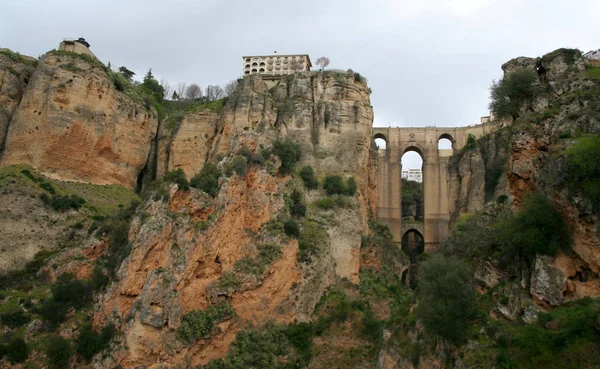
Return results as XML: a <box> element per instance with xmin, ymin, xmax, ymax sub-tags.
<box><xmin>373</xmin><ymin>122</ymin><xmax>501</xmax><ymax>251</ymax></box>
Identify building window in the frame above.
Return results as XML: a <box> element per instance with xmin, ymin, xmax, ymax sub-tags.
<box><xmin>245</xmin><ymin>58</ymin><xmax>250</xmax><ymax>62</ymax></box>
<box><xmin>259</xmin><ymin>68</ymin><xmax>265</xmax><ymax>73</ymax></box>
<box><xmin>259</xmin><ymin>62</ymin><xmax>265</xmax><ymax>66</ymax></box>
<box><xmin>252</xmin><ymin>68</ymin><xmax>257</xmax><ymax>73</ymax></box>
<box><xmin>245</xmin><ymin>70</ymin><xmax>250</xmax><ymax>74</ymax></box>
<box><xmin>252</xmin><ymin>62</ymin><xmax>258</xmax><ymax>66</ymax></box>
<box><xmin>245</xmin><ymin>64</ymin><xmax>250</xmax><ymax>69</ymax></box>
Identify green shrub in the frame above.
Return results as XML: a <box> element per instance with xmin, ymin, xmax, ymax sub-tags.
<box><xmin>177</xmin><ymin>301</ymin><xmax>235</xmax><ymax>344</ymax></box>
<box><xmin>38</xmin><ymin>273</ymin><xmax>93</xmax><ymax>328</ymax></box>
<box><xmin>313</xmin><ymin>195</ymin><xmax>351</xmax><ymax>210</ymax></box>
<box><xmin>508</xmin><ymin>298</ymin><xmax>600</xmax><ymax>368</ymax></box>
<box><xmin>298</xmin><ymin>220</ymin><xmax>327</xmax><ymax>263</ymax></box>
<box><xmin>76</xmin><ymin>323</ymin><xmax>116</xmax><ymax>362</ymax></box>
<box><xmin>323</xmin><ymin>175</ymin><xmax>346</xmax><ymax>195</ymax></box>
<box><xmin>218</xmin><ymin>271</ymin><xmax>242</xmax><ymax>291</ymax></box>
<box><xmin>291</xmin><ymin>203</ymin><xmax>306</xmax><ymax>217</ymax></box>
<box><xmin>237</xmin><ymin>147</ymin><xmax>253</xmax><ymax>159</ymax></box>
<box><xmin>6</xmin><ymin>337</ymin><xmax>28</xmax><ymax>363</ymax></box>
<box><xmin>497</xmin><ymin>193</ymin><xmax>571</xmax><ymax>260</ymax></box>
<box><xmin>565</xmin><ymin>133</ymin><xmax>600</xmax><ymax>210</ymax></box>
<box><xmin>49</xmin><ymin>194</ymin><xmax>86</xmax><ymax>212</ymax></box>
<box><xmin>345</xmin><ymin>177</ymin><xmax>357</xmax><ymax>196</ymax></box>
<box><xmin>45</xmin><ymin>334</ymin><xmax>73</xmax><ymax>369</ymax></box>
<box><xmin>289</xmin><ymin>189</ymin><xmax>306</xmax><ymax>217</ymax></box>
<box><xmin>95</xmin><ymin>200</ymin><xmax>139</xmax><ymax>277</ymax></box>
<box><xmin>39</xmin><ymin>181</ymin><xmax>56</xmax><ymax>194</ymax></box>
<box><xmin>164</xmin><ymin>168</ymin><xmax>189</xmax><ymax>191</ymax></box>
<box><xmin>299</xmin><ymin>166</ymin><xmax>318</xmax><ymax>189</ymax></box>
<box><xmin>283</xmin><ymin>219</ymin><xmax>300</xmax><ymax>238</ymax></box>
<box><xmin>0</xmin><ymin>309</ymin><xmax>30</xmax><ymax>328</ymax></box>
<box><xmin>91</xmin><ymin>266</ymin><xmax>110</xmax><ymax>291</ymax></box>
<box><xmin>204</xmin><ymin>323</ymin><xmax>291</xmax><ymax>369</ymax></box>
<box><xmin>224</xmin><ymin>156</ymin><xmax>248</xmax><ymax>177</ymax></box>
<box><xmin>284</xmin><ymin>322</ymin><xmax>313</xmax><ymax>364</ymax></box>
<box><xmin>272</xmin><ymin>139</ymin><xmax>301</xmax><ymax>175</ymax></box>
<box><xmin>465</xmin><ymin>133</ymin><xmax>477</xmax><ymax>150</ymax></box>
<box><xmin>190</xmin><ymin>163</ymin><xmax>222</xmax><ymax>197</ymax></box>
<box><xmin>313</xmin><ymin>196</ymin><xmax>335</xmax><ymax>210</ymax></box>
<box><xmin>417</xmin><ymin>254</ymin><xmax>475</xmax><ymax>344</ymax></box>
<box><xmin>489</xmin><ymin>69</ymin><xmax>538</xmax><ymax>120</ymax></box>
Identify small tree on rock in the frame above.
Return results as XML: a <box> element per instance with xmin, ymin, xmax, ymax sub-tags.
<box><xmin>489</xmin><ymin>69</ymin><xmax>537</xmax><ymax>120</ymax></box>
<box><xmin>118</xmin><ymin>66</ymin><xmax>135</xmax><ymax>82</ymax></box>
<box><xmin>315</xmin><ymin>57</ymin><xmax>330</xmax><ymax>71</ymax></box>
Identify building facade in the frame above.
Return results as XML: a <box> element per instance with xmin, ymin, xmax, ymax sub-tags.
<box><xmin>401</xmin><ymin>169</ymin><xmax>422</xmax><ymax>183</ymax></box>
<box><xmin>242</xmin><ymin>53</ymin><xmax>312</xmax><ymax>76</ymax></box>
<box><xmin>59</xmin><ymin>37</ymin><xmax>95</xmax><ymax>58</ymax></box>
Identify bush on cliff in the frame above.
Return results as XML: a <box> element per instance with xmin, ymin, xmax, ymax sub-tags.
<box><xmin>416</xmin><ymin>254</ymin><xmax>475</xmax><ymax>344</ymax></box>
<box><xmin>323</xmin><ymin>175</ymin><xmax>345</xmax><ymax>195</ymax></box>
<box><xmin>45</xmin><ymin>194</ymin><xmax>86</xmax><ymax>212</ymax></box>
<box><xmin>76</xmin><ymin>323</ymin><xmax>116</xmax><ymax>362</ymax></box>
<box><xmin>45</xmin><ymin>334</ymin><xmax>72</xmax><ymax>369</ymax></box>
<box><xmin>497</xmin><ymin>193</ymin><xmax>571</xmax><ymax>260</ymax></box>
<box><xmin>323</xmin><ymin>175</ymin><xmax>357</xmax><ymax>196</ymax></box>
<box><xmin>177</xmin><ymin>302</ymin><xmax>235</xmax><ymax>344</ymax></box>
<box><xmin>283</xmin><ymin>219</ymin><xmax>300</xmax><ymax>238</ymax></box>
<box><xmin>565</xmin><ymin>133</ymin><xmax>600</xmax><ymax>210</ymax></box>
<box><xmin>489</xmin><ymin>69</ymin><xmax>538</xmax><ymax>120</ymax></box>
<box><xmin>272</xmin><ymin>140</ymin><xmax>301</xmax><ymax>175</ymax></box>
<box><xmin>190</xmin><ymin>163</ymin><xmax>222</xmax><ymax>197</ymax></box>
<box><xmin>224</xmin><ymin>156</ymin><xmax>248</xmax><ymax>177</ymax></box>
<box><xmin>299</xmin><ymin>166</ymin><xmax>318</xmax><ymax>189</ymax></box>
<box><xmin>4</xmin><ymin>337</ymin><xmax>28</xmax><ymax>363</ymax></box>
<box><xmin>164</xmin><ymin>168</ymin><xmax>189</xmax><ymax>191</ymax></box>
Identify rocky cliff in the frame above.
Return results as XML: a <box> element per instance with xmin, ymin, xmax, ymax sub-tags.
<box><xmin>0</xmin><ymin>50</ymin><xmax>158</xmax><ymax>189</ymax></box>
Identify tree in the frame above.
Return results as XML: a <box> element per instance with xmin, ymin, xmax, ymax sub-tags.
<box><xmin>206</xmin><ymin>85</ymin><xmax>224</xmax><ymax>101</ymax></box>
<box><xmin>176</xmin><ymin>82</ymin><xmax>187</xmax><ymax>100</ymax></box>
<box><xmin>224</xmin><ymin>80</ymin><xmax>239</xmax><ymax>96</ymax></box>
<box><xmin>172</xmin><ymin>91</ymin><xmax>179</xmax><ymax>100</ymax></box>
<box><xmin>497</xmin><ymin>193</ymin><xmax>571</xmax><ymax>260</ymax></box>
<box><xmin>315</xmin><ymin>57</ymin><xmax>330</xmax><ymax>71</ymax></box>
<box><xmin>45</xmin><ymin>335</ymin><xmax>73</xmax><ymax>369</ymax></box>
<box><xmin>416</xmin><ymin>254</ymin><xmax>475</xmax><ymax>344</ymax></box>
<box><xmin>118</xmin><ymin>66</ymin><xmax>135</xmax><ymax>82</ymax></box>
<box><xmin>185</xmin><ymin>84</ymin><xmax>202</xmax><ymax>100</ymax></box>
<box><xmin>142</xmin><ymin>68</ymin><xmax>165</xmax><ymax>102</ymax></box>
<box><xmin>489</xmin><ymin>69</ymin><xmax>538</xmax><ymax>120</ymax></box>
<box><xmin>160</xmin><ymin>79</ymin><xmax>172</xmax><ymax>100</ymax></box>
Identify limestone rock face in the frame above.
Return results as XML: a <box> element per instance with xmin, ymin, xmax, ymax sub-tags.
<box><xmin>0</xmin><ymin>50</ymin><xmax>37</xmax><ymax>153</ymax></box>
<box><xmin>448</xmin><ymin>130</ymin><xmax>509</xmax><ymax>222</ymax></box>
<box><xmin>163</xmin><ymin>73</ymin><xmax>374</xmax><ymax>281</ymax></box>
<box><xmin>0</xmin><ymin>52</ymin><xmax>158</xmax><ymax>189</ymax></box>
<box><xmin>166</xmin><ymin>110</ymin><xmax>219</xmax><ymax>178</ymax></box>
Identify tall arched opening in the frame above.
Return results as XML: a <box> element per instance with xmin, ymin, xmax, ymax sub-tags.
<box><xmin>401</xmin><ymin>229</ymin><xmax>424</xmax><ymax>263</ymax></box>
<box><xmin>400</xmin><ymin>146</ymin><xmax>423</xmax><ymax>225</ymax></box>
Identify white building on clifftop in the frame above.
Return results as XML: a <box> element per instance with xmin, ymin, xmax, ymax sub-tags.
<box><xmin>242</xmin><ymin>52</ymin><xmax>312</xmax><ymax>77</ymax></box>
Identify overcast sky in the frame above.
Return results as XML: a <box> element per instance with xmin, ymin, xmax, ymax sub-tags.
<box><xmin>2</xmin><ymin>0</ymin><xmax>599</xmax><ymax>168</ymax></box>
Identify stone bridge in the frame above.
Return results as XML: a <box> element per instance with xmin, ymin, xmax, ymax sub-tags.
<box><xmin>373</xmin><ymin>121</ymin><xmax>501</xmax><ymax>251</ymax></box>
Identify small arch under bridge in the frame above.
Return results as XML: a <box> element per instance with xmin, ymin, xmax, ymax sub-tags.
<box><xmin>373</xmin><ymin>122</ymin><xmax>502</xmax><ymax>252</ymax></box>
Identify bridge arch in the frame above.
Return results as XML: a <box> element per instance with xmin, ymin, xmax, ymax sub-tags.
<box><xmin>401</xmin><ymin>229</ymin><xmax>424</xmax><ymax>263</ymax></box>
<box><xmin>438</xmin><ymin>133</ymin><xmax>455</xmax><ymax>150</ymax></box>
<box><xmin>373</xmin><ymin>133</ymin><xmax>388</xmax><ymax>149</ymax></box>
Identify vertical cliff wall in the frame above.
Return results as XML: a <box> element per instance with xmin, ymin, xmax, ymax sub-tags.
<box><xmin>86</xmin><ymin>72</ymin><xmax>376</xmax><ymax>368</ymax></box>
<box><xmin>0</xmin><ymin>51</ymin><xmax>158</xmax><ymax>189</ymax></box>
